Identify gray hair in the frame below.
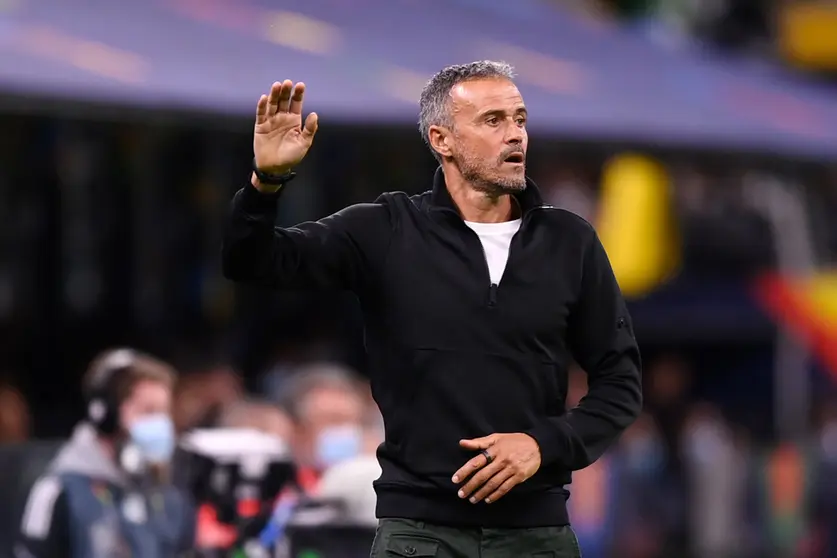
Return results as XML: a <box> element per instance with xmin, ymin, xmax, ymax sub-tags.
<box><xmin>278</xmin><ymin>362</ymin><xmax>363</xmax><ymax>422</ymax></box>
<box><xmin>418</xmin><ymin>60</ymin><xmax>516</xmax><ymax>162</ymax></box>
<box><xmin>218</xmin><ymin>397</ymin><xmax>288</xmax><ymax>429</ymax></box>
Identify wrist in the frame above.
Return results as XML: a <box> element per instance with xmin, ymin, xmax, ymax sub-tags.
<box><xmin>522</xmin><ymin>432</ymin><xmax>542</xmax><ymax>455</ymax></box>
<box><xmin>251</xmin><ymin>159</ymin><xmax>297</xmax><ymax>193</ymax></box>
<box><xmin>251</xmin><ymin>172</ymin><xmax>283</xmax><ymax>194</ymax></box>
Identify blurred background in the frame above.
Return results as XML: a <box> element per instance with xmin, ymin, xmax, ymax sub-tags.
<box><xmin>0</xmin><ymin>0</ymin><xmax>836</xmax><ymax>556</ymax></box>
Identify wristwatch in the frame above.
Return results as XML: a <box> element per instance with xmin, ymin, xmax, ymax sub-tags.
<box><xmin>252</xmin><ymin>158</ymin><xmax>297</xmax><ymax>186</ymax></box>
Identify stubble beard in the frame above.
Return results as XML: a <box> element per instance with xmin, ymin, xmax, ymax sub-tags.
<box><xmin>459</xmin><ymin>154</ymin><xmax>526</xmax><ymax>198</ymax></box>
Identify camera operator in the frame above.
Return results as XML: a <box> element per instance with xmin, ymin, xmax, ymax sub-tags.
<box><xmin>15</xmin><ymin>348</ymin><xmax>196</xmax><ymax>558</ymax></box>
<box><xmin>191</xmin><ymin>398</ymin><xmax>296</xmax><ymax>552</ymax></box>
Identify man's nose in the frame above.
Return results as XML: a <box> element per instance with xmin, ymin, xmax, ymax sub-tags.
<box><xmin>505</xmin><ymin>123</ymin><xmax>524</xmax><ymax>144</ymax></box>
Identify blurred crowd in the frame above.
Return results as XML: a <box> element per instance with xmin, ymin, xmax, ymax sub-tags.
<box><xmin>569</xmin><ymin>356</ymin><xmax>837</xmax><ymax>558</ymax></box>
<box><xmin>557</xmin><ymin>0</ymin><xmax>774</xmax><ymax>56</ymax></box>
<box><xmin>3</xmin><ymin>347</ymin><xmax>836</xmax><ymax>557</ymax></box>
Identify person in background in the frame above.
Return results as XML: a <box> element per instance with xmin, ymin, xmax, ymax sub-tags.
<box><xmin>172</xmin><ymin>367</ymin><xmax>243</xmax><ymax>432</ymax></box>
<box><xmin>813</xmin><ymin>400</ymin><xmax>837</xmax><ymax>558</ymax></box>
<box><xmin>16</xmin><ymin>348</ymin><xmax>194</xmax><ymax>557</ymax></box>
<box><xmin>217</xmin><ymin>398</ymin><xmax>295</xmax><ymax>442</ymax></box>
<box><xmin>317</xmin><ymin>408</ymin><xmax>386</xmax><ymax>526</ymax></box>
<box><xmin>255</xmin><ymin>386</ymin><xmax>379</xmax><ymax>553</ymax></box>
<box><xmin>682</xmin><ymin>403</ymin><xmax>747</xmax><ymax>558</ymax></box>
<box><xmin>564</xmin><ymin>369</ymin><xmax>673</xmax><ymax>558</ymax></box>
<box><xmin>279</xmin><ymin>362</ymin><xmax>367</xmax><ymax>493</ymax></box>
<box><xmin>193</xmin><ymin>398</ymin><xmax>297</xmax><ymax>552</ymax></box>
<box><xmin>565</xmin><ymin>367</ymin><xmax>616</xmax><ymax>558</ymax></box>
<box><xmin>645</xmin><ymin>355</ymin><xmax>691</xmax><ymax>462</ymax></box>
<box><xmin>749</xmin><ymin>437</ymin><xmax>820</xmax><ymax>558</ymax></box>
<box><xmin>610</xmin><ymin>412</ymin><xmax>673</xmax><ymax>558</ymax></box>
<box><xmin>0</xmin><ymin>382</ymin><xmax>30</xmax><ymax>443</ymax></box>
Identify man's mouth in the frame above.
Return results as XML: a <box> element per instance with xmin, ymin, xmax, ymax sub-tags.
<box><xmin>503</xmin><ymin>153</ymin><xmax>525</xmax><ymax>164</ymax></box>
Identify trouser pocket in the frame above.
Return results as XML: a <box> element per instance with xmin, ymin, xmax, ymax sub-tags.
<box><xmin>370</xmin><ymin>519</ymin><xmax>480</xmax><ymax>558</ymax></box>
<box><xmin>484</xmin><ymin>525</ymin><xmax>582</xmax><ymax>558</ymax></box>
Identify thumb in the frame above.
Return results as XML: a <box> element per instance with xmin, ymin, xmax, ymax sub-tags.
<box><xmin>302</xmin><ymin>112</ymin><xmax>318</xmax><ymax>138</ymax></box>
<box><xmin>459</xmin><ymin>435</ymin><xmax>496</xmax><ymax>450</ymax></box>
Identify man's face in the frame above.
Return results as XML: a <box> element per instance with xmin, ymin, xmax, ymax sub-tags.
<box><xmin>297</xmin><ymin>386</ymin><xmax>364</xmax><ymax>465</ymax></box>
<box><xmin>249</xmin><ymin>407</ymin><xmax>296</xmax><ymax>442</ymax></box>
<box><xmin>436</xmin><ymin>77</ymin><xmax>528</xmax><ymax>196</ymax></box>
<box><xmin>120</xmin><ymin>379</ymin><xmax>172</xmax><ymax>432</ymax></box>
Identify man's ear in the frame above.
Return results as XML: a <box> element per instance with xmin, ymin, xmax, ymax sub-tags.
<box><xmin>428</xmin><ymin>125</ymin><xmax>452</xmax><ymax>159</ymax></box>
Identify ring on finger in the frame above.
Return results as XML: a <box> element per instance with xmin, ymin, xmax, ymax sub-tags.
<box><xmin>480</xmin><ymin>449</ymin><xmax>493</xmax><ymax>465</ymax></box>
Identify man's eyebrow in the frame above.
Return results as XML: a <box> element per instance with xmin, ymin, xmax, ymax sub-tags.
<box><xmin>476</xmin><ymin>107</ymin><xmax>528</xmax><ymax>119</ymax></box>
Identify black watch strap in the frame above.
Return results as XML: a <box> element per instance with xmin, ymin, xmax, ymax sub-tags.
<box><xmin>252</xmin><ymin>158</ymin><xmax>297</xmax><ymax>186</ymax></box>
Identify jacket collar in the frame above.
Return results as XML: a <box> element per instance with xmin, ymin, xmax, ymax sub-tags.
<box><xmin>428</xmin><ymin>167</ymin><xmax>545</xmax><ymax>216</ymax></box>
<box><xmin>49</xmin><ymin>423</ymin><xmax>129</xmax><ymax>486</ymax></box>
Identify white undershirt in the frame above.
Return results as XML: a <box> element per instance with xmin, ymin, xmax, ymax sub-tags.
<box><xmin>463</xmin><ymin>219</ymin><xmax>522</xmax><ymax>285</ymax></box>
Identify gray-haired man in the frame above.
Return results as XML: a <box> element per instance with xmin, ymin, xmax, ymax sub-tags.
<box><xmin>222</xmin><ymin>61</ymin><xmax>642</xmax><ymax>557</ymax></box>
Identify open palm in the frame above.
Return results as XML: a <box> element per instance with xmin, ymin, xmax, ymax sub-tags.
<box><xmin>253</xmin><ymin>80</ymin><xmax>319</xmax><ymax>175</ymax></box>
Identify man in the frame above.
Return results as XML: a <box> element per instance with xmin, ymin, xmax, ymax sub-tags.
<box><xmin>16</xmin><ymin>348</ymin><xmax>195</xmax><ymax>557</ymax></box>
<box><xmin>223</xmin><ymin>61</ymin><xmax>642</xmax><ymax>557</ymax></box>
<box><xmin>317</xmin><ymin>415</ymin><xmax>385</xmax><ymax>527</ymax></box>
<box><xmin>0</xmin><ymin>382</ymin><xmax>29</xmax><ymax>442</ymax></box>
<box><xmin>279</xmin><ymin>363</ymin><xmax>367</xmax><ymax>482</ymax></box>
<box><xmin>172</xmin><ymin>366</ymin><xmax>243</xmax><ymax>432</ymax></box>
<box><xmin>217</xmin><ymin>398</ymin><xmax>295</xmax><ymax>442</ymax></box>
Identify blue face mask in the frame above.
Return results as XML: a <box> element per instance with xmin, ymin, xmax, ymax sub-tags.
<box><xmin>314</xmin><ymin>424</ymin><xmax>363</xmax><ymax>469</ymax></box>
<box><xmin>129</xmin><ymin>413</ymin><xmax>175</xmax><ymax>464</ymax></box>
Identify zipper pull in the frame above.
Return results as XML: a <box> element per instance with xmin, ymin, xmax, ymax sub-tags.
<box><xmin>488</xmin><ymin>283</ymin><xmax>498</xmax><ymax>308</ymax></box>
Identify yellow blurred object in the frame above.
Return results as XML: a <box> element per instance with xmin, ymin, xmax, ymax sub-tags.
<box><xmin>777</xmin><ymin>2</ymin><xmax>837</xmax><ymax>71</ymax></box>
<box><xmin>798</xmin><ymin>270</ymin><xmax>837</xmax><ymax>328</ymax></box>
<box><xmin>596</xmin><ymin>153</ymin><xmax>679</xmax><ymax>298</ymax></box>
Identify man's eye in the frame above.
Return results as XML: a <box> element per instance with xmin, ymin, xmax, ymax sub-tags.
<box><xmin>486</xmin><ymin>117</ymin><xmax>499</xmax><ymax>125</ymax></box>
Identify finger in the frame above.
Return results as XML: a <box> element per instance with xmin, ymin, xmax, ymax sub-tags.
<box><xmin>484</xmin><ymin>474</ymin><xmax>520</xmax><ymax>504</ymax></box>
<box><xmin>471</xmin><ymin>468</ymin><xmax>515</xmax><ymax>504</ymax></box>
<box><xmin>302</xmin><ymin>112</ymin><xmax>318</xmax><ymax>138</ymax></box>
<box><xmin>289</xmin><ymin>82</ymin><xmax>306</xmax><ymax>114</ymax></box>
<box><xmin>255</xmin><ymin>94</ymin><xmax>269</xmax><ymax>125</ymax></box>
<box><xmin>267</xmin><ymin>81</ymin><xmax>283</xmax><ymax>115</ymax></box>
<box><xmin>459</xmin><ymin>435</ymin><xmax>496</xmax><ymax>450</ymax></box>
<box><xmin>458</xmin><ymin>460</ymin><xmax>504</xmax><ymax>501</ymax></box>
<box><xmin>452</xmin><ymin>451</ymin><xmax>491</xmax><ymax>484</ymax></box>
<box><xmin>277</xmin><ymin>80</ymin><xmax>294</xmax><ymax>112</ymax></box>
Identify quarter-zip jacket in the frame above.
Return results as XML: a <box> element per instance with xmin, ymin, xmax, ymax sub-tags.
<box><xmin>222</xmin><ymin>168</ymin><xmax>642</xmax><ymax>528</ymax></box>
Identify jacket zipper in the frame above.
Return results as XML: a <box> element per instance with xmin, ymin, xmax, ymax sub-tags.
<box><xmin>457</xmin><ymin>205</ymin><xmax>551</xmax><ymax>309</ymax></box>
<box><xmin>471</xmin><ymin>237</ymin><xmax>497</xmax><ymax>307</ymax></box>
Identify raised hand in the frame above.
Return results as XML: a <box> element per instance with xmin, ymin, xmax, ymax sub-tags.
<box><xmin>253</xmin><ymin>80</ymin><xmax>319</xmax><ymax>191</ymax></box>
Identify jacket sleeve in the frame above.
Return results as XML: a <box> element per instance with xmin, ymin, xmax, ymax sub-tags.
<box><xmin>221</xmin><ymin>182</ymin><xmax>393</xmax><ymax>291</ymax></box>
<box><xmin>525</xmin><ymin>228</ymin><xmax>642</xmax><ymax>470</ymax></box>
<box><xmin>15</xmin><ymin>476</ymin><xmax>70</xmax><ymax>558</ymax></box>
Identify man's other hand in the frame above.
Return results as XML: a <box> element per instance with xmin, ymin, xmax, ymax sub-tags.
<box><xmin>452</xmin><ymin>433</ymin><xmax>542</xmax><ymax>504</ymax></box>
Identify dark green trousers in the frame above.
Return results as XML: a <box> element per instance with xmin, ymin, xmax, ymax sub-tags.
<box><xmin>370</xmin><ymin>518</ymin><xmax>582</xmax><ymax>558</ymax></box>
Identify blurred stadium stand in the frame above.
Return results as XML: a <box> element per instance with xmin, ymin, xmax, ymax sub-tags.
<box><xmin>0</xmin><ymin>0</ymin><xmax>835</xmax><ymax>557</ymax></box>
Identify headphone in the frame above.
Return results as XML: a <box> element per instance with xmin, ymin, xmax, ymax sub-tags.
<box><xmin>84</xmin><ymin>348</ymin><xmax>138</xmax><ymax>435</ymax></box>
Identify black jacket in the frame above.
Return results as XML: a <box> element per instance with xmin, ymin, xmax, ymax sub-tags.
<box><xmin>222</xmin><ymin>168</ymin><xmax>642</xmax><ymax>528</ymax></box>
